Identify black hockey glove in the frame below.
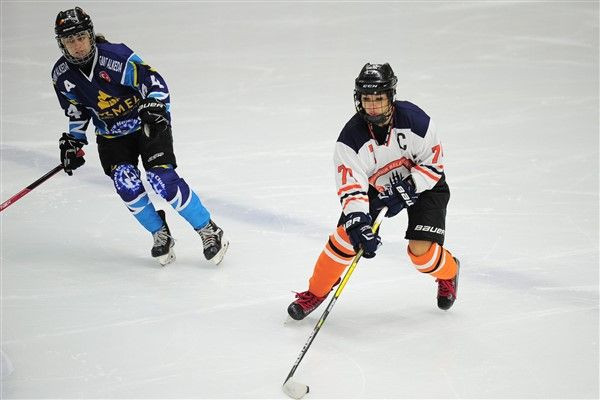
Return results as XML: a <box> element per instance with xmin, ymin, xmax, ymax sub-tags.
<box><xmin>59</xmin><ymin>132</ymin><xmax>86</xmax><ymax>176</ymax></box>
<box><xmin>138</xmin><ymin>98</ymin><xmax>169</xmax><ymax>138</ymax></box>
<box><xmin>344</xmin><ymin>212</ymin><xmax>381</xmax><ymax>258</ymax></box>
<box><xmin>377</xmin><ymin>174</ymin><xmax>419</xmax><ymax>217</ymax></box>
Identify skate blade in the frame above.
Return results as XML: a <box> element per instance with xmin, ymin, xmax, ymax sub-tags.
<box><xmin>156</xmin><ymin>249</ymin><xmax>176</xmax><ymax>266</ymax></box>
<box><xmin>210</xmin><ymin>239</ymin><xmax>229</xmax><ymax>265</ymax></box>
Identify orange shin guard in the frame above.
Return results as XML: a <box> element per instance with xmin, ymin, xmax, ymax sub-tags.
<box><xmin>308</xmin><ymin>225</ymin><xmax>356</xmax><ymax>297</ymax></box>
<box><xmin>408</xmin><ymin>243</ymin><xmax>457</xmax><ymax>280</ymax></box>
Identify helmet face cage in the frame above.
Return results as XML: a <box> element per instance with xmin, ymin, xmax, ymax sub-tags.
<box><xmin>55</xmin><ymin>7</ymin><xmax>96</xmax><ymax>65</ymax></box>
<box><xmin>354</xmin><ymin>63</ymin><xmax>398</xmax><ymax>124</ymax></box>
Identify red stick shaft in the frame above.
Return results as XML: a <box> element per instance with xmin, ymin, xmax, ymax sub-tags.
<box><xmin>0</xmin><ymin>165</ymin><xmax>63</xmax><ymax>212</ymax></box>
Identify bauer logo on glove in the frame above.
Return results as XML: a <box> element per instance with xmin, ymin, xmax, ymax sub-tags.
<box><xmin>138</xmin><ymin>98</ymin><xmax>169</xmax><ymax>138</ymax></box>
<box><xmin>377</xmin><ymin>173</ymin><xmax>419</xmax><ymax>217</ymax></box>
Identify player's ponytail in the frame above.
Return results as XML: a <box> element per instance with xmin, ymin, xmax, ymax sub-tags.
<box><xmin>95</xmin><ymin>34</ymin><xmax>108</xmax><ymax>44</ymax></box>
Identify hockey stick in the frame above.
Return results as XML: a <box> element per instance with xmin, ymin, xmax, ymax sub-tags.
<box><xmin>282</xmin><ymin>206</ymin><xmax>388</xmax><ymax>399</ymax></box>
<box><xmin>0</xmin><ymin>165</ymin><xmax>63</xmax><ymax>212</ymax></box>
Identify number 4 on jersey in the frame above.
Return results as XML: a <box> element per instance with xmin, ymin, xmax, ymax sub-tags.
<box><xmin>150</xmin><ymin>75</ymin><xmax>164</xmax><ymax>89</ymax></box>
<box><xmin>67</xmin><ymin>104</ymin><xmax>82</xmax><ymax>119</ymax></box>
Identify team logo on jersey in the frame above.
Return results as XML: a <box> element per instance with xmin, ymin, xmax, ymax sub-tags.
<box><xmin>97</xmin><ymin>90</ymin><xmax>118</xmax><ymax>109</ymax></box>
<box><xmin>97</xmin><ymin>90</ymin><xmax>140</xmax><ymax>119</ymax></box>
<box><xmin>99</xmin><ymin>71</ymin><xmax>111</xmax><ymax>82</ymax></box>
<box><xmin>368</xmin><ymin>157</ymin><xmax>415</xmax><ymax>191</ymax></box>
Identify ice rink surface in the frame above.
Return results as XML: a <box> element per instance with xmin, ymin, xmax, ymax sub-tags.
<box><xmin>1</xmin><ymin>1</ymin><xmax>598</xmax><ymax>398</ymax></box>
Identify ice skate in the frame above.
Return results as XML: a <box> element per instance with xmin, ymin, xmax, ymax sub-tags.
<box><xmin>151</xmin><ymin>210</ymin><xmax>175</xmax><ymax>266</ymax></box>
<box><xmin>287</xmin><ymin>291</ymin><xmax>328</xmax><ymax>321</ymax></box>
<box><xmin>436</xmin><ymin>257</ymin><xmax>460</xmax><ymax>310</ymax></box>
<box><xmin>287</xmin><ymin>278</ymin><xmax>341</xmax><ymax>321</ymax></box>
<box><xmin>196</xmin><ymin>220</ymin><xmax>229</xmax><ymax>265</ymax></box>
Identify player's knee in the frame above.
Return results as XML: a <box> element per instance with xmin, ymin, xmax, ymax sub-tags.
<box><xmin>146</xmin><ymin>166</ymin><xmax>188</xmax><ymax>201</ymax></box>
<box><xmin>111</xmin><ymin>163</ymin><xmax>144</xmax><ymax>201</ymax></box>
<box><xmin>408</xmin><ymin>239</ymin><xmax>433</xmax><ymax>256</ymax></box>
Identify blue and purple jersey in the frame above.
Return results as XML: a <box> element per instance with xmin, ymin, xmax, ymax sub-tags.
<box><xmin>51</xmin><ymin>41</ymin><xmax>170</xmax><ymax>143</ymax></box>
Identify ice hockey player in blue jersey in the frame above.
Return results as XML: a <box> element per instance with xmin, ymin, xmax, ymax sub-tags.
<box><xmin>51</xmin><ymin>7</ymin><xmax>228</xmax><ymax>266</ymax></box>
<box><xmin>287</xmin><ymin>63</ymin><xmax>461</xmax><ymax>320</ymax></box>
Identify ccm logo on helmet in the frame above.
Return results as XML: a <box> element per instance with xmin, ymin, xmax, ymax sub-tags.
<box><xmin>414</xmin><ymin>225</ymin><xmax>445</xmax><ymax>235</ymax></box>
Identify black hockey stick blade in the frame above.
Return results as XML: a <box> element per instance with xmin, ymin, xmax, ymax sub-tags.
<box><xmin>283</xmin><ymin>379</ymin><xmax>309</xmax><ymax>399</ymax></box>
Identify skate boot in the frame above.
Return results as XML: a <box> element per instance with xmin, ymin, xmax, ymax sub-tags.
<box><xmin>151</xmin><ymin>210</ymin><xmax>175</xmax><ymax>266</ymax></box>
<box><xmin>436</xmin><ymin>257</ymin><xmax>460</xmax><ymax>310</ymax></box>
<box><xmin>287</xmin><ymin>278</ymin><xmax>341</xmax><ymax>320</ymax></box>
<box><xmin>196</xmin><ymin>220</ymin><xmax>229</xmax><ymax>265</ymax></box>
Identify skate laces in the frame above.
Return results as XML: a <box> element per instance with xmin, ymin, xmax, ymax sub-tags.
<box><xmin>153</xmin><ymin>225</ymin><xmax>171</xmax><ymax>247</ymax></box>
<box><xmin>436</xmin><ymin>278</ymin><xmax>456</xmax><ymax>298</ymax></box>
<box><xmin>197</xmin><ymin>221</ymin><xmax>220</xmax><ymax>250</ymax></box>
<box><xmin>293</xmin><ymin>291</ymin><xmax>325</xmax><ymax>311</ymax></box>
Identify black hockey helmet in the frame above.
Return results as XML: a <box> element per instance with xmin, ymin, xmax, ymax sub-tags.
<box><xmin>354</xmin><ymin>63</ymin><xmax>398</xmax><ymax>124</ymax></box>
<box><xmin>54</xmin><ymin>7</ymin><xmax>96</xmax><ymax>65</ymax></box>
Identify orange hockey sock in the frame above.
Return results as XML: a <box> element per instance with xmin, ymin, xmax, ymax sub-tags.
<box><xmin>408</xmin><ymin>243</ymin><xmax>457</xmax><ymax>280</ymax></box>
<box><xmin>308</xmin><ymin>225</ymin><xmax>356</xmax><ymax>297</ymax></box>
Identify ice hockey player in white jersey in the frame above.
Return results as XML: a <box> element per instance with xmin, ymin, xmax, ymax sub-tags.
<box><xmin>288</xmin><ymin>63</ymin><xmax>460</xmax><ymax>320</ymax></box>
<box><xmin>51</xmin><ymin>7</ymin><xmax>228</xmax><ymax>266</ymax></box>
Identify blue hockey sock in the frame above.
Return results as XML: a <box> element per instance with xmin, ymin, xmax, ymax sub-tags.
<box><xmin>112</xmin><ymin>164</ymin><xmax>163</xmax><ymax>233</ymax></box>
<box><xmin>146</xmin><ymin>167</ymin><xmax>210</xmax><ymax>229</ymax></box>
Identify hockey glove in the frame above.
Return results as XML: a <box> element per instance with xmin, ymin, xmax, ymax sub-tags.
<box><xmin>59</xmin><ymin>132</ymin><xmax>86</xmax><ymax>176</ymax></box>
<box><xmin>344</xmin><ymin>212</ymin><xmax>381</xmax><ymax>258</ymax></box>
<box><xmin>138</xmin><ymin>98</ymin><xmax>169</xmax><ymax>138</ymax></box>
<box><xmin>377</xmin><ymin>174</ymin><xmax>419</xmax><ymax>217</ymax></box>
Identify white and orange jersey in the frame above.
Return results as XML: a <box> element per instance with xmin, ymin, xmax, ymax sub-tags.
<box><xmin>334</xmin><ymin>100</ymin><xmax>445</xmax><ymax>216</ymax></box>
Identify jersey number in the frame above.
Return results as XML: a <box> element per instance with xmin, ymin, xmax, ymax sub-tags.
<box><xmin>150</xmin><ymin>75</ymin><xmax>164</xmax><ymax>89</ymax></box>
<box><xmin>337</xmin><ymin>164</ymin><xmax>354</xmax><ymax>185</ymax></box>
<box><xmin>431</xmin><ymin>144</ymin><xmax>443</xmax><ymax>163</ymax></box>
<box><xmin>67</xmin><ymin>104</ymin><xmax>82</xmax><ymax>119</ymax></box>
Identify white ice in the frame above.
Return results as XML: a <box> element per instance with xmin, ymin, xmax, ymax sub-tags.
<box><xmin>1</xmin><ymin>2</ymin><xmax>598</xmax><ymax>399</ymax></box>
